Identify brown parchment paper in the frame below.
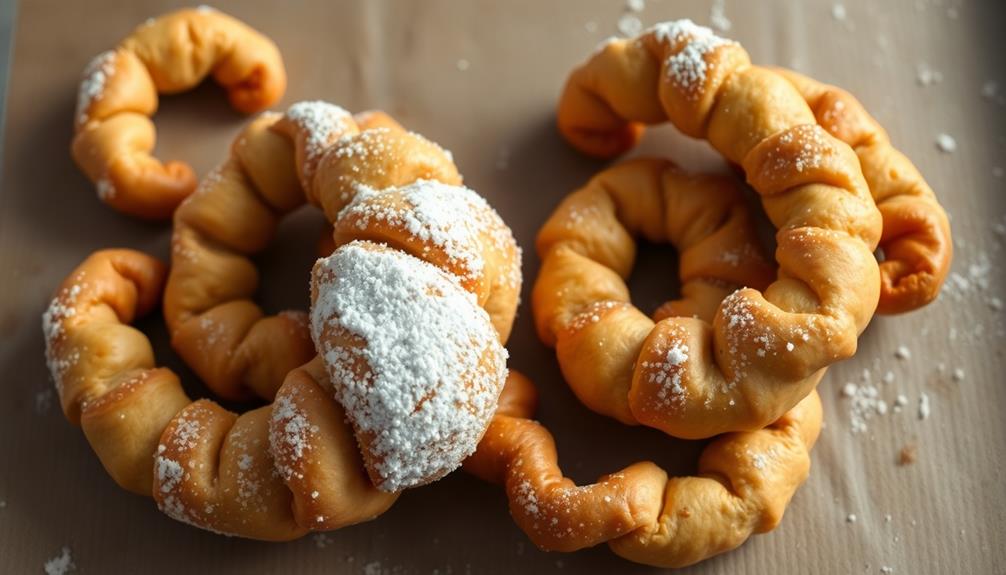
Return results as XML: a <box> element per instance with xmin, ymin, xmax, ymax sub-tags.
<box><xmin>1</xmin><ymin>0</ymin><xmax>1004</xmax><ymax>573</ymax></box>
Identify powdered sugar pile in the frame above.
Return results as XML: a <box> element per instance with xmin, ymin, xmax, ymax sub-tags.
<box><xmin>310</xmin><ymin>242</ymin><xmax>507</xmax><ymax>491</ymax></box>
<box><xmin>650</xmin><ymin>19</ymin><xmax>736</xmax><ymax>98</ymax></box>
<box><xmin>76</xmin><ymin>50</ymin><xmax>116</xmax><ymax>125</ymax></box>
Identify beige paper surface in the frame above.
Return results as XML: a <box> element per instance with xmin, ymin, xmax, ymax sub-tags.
<box><xmin>1</xmin><ymin>0</ymin><xmax>1004</xmax><ymax>573</ymax></box>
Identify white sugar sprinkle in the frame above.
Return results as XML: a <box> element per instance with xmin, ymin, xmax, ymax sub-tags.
<box><xmin>285</xmin><ymin>101</ymin><xmax>353</xmax><ymax>185</ymax></box>
<box><xmin>951</xmin><ymin>368</ymin><xmax>965</xmax><ymax>383</ymax></box>
<box><xmin>650</xmin><ymin>20</ymin><xmax>735</xmax><ymax>97</ymax></box>
<box><xmin>626</xmin><ymin>0</ymin><xmax>645</xmax><ymax>12</ymax></box>
<box><xmin>709</xmin><ymin>0</ymin><xmax>732</xmax><ymax>31</ymax></box>
<box><xmin>846</xmin><ymin>513</ymin><xmax>857</xmax><ymax>523</ymax></box>
<box><xmin>935</xmin><ymin>133</ymin><xmax>957</xmax><ymax>153</ymax></box>
<box><xmin>311</xmin><ymin>242</ymin><xmax>507</xmax><ymax>491</ymax></box>
<box><xmin>44</xmin><ymin>547</ymin><xmax>75</xmax><ymax>575</ymax></box>
<box><xmin>894</xmin><ymin>345</ymin><xmax>912</xmax><ymax>360</ymax></box>
<box><xmin>617</xmin><ymin>13</ymin><xmax>643</xmax><ymax>37</ymax></box>
<box><xmin>918</xmin><ymin>393</ymin><xmax>931</xmax><ymax>420</ymax></box>
<box><xmin>76</xmin><ymin>50</ymin><xmax>116</xmax><ymax>124</ymax></box>
<box><xmin>832</xmin><ymin>4</ymin><xmax>847</xmax><ymax>21</ymax></box>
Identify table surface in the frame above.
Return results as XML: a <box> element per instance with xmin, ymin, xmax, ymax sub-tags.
<box><xmin>1</xmin><ymin>0</ymin><xmax>1004</xmax><ymax>573</ymax></box>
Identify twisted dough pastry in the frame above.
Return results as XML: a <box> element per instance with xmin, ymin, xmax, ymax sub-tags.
<box><xmin>534</xmin><ymin>159</ymin><xmax>777</xmax><ymax>431</ymax></box>
<box><xmin>465</xmin><ymin>371</ymin><xmax>822</xmax><ymax>568</ymax></box>
<box><xmin>772</xmin><ymin>69</ymin><xmax>952</xmax><ymax>314</ymax></box>
<box><xmin>163</xmin><ymin>108</ymin><xmax>395</xmax><ymax>402</ymax></box>
<box><xmin>166</xmin><ymin>103</ymin><xmax>520</xmax><ymax>409</ymax></box>
<box><xmin>165</xmin><ymin>99</ymin><xmax>521</xmax><ymax>501</ymax></box>
<box><xmin>546</xmin><ymin>20</ymin><xmax>881</xmax><ymax>437</ymax></box>
<box><xmin>43</xmin><ymin>250</ymin><xmax>394</xmax><ymax>540</ymax></box>
<box><xmin>72</xmin><ymin>7</ymin><xmax>286</xmax><ymax>219</ymax></box>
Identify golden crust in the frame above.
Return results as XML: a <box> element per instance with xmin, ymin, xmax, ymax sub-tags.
<box><xmin>466</xmin><ymin>371</ymin><xmax>822</xmax><ymax>568</ymax></box>
<box><xmin>772</xmin><ymin>68</ymin><xmax>952</xmax><ymax>314</ymax></box>
<box><xmin>551</xmin><ymin>22</ymin><xmax>882</xmax><ymax>437</ymax></box>
<box><xmin>71</xmin><ymin>8</ymin><xmax>286</xmax><ymax>219</ymax></box>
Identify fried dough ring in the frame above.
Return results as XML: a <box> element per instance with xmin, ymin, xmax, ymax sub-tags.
<box><xmin>547</xmin><ymin>20</ymin><xmax>882</xmax><ymax>437</ymax></box>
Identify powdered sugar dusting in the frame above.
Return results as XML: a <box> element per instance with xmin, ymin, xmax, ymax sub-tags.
<box><xmin>76</xmin><ymin>50</ymin><xmax>116</xmax><ymax>124</ymax></box>
<box><xmin>649</xmin><ymin>19</ymin><xmax>735</xmax><ymax>98</ymax></box>
<box><xmin>310</xmin><ymin>242</ymin><xmax>507</xmax><ymax>491</ymax></box>
<box><xmin>339</xmin><ymin>180</ymin><xmax>518</xmax><ymax>286</ymax></box>
<box><xmin>270</xmin><ymin>390</ymin><xmax>320</xmax><ymax>480</ymax></box>
<box><xmin>285</xmin><ymin>101</ymin><xmax>353</xmax><ymax>186</ymax></box>
<box><xmin>42</xmin><ymin>280</ymin><xmax>86</xmax><ymax>395</ymax></box>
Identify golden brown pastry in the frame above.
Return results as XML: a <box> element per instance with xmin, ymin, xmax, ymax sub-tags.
<box><xmin>466</xmin><ymin>371</ymin><xmax>822</xmax><ymax>568</ymax></box>
<box><xmin>273</xmin><ymin>102</ymin><xmax>522</xmax><ymax>489</ymax></box>
<box><xmin>166</xmin><ymin>103</ymin><xmax>521</xmax><ymax>411</ymax></box>
<box><xmin>549</xmin><ymin>19</ymin><xmax>882</xmax><ymax>437</ymax></box>
<box><xmin>772</xmin><ymin>68</ymin><xmax>952</xmax><ymax>314</ymax></box>
<box><xmin>72</xmin><ymin>7</ymin><xmax>286</xmax><ymax>219</ymax></box>
<box><xmin>43</xmin><ymin>250</ymin><xmax>394</xmax><ymax>540</ymax></box>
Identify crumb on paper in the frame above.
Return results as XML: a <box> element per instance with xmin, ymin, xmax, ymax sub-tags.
<box><xmin>313</xmin><ymin>533</ymin><xmax>334</xmax><ymax>549</ymax></box>
<box><xmin>916</xmin><ymin>62</ymin><xmax>943</xmax><ymax>86</ymax></box>
<box><xmin>846</xmin><ymin>513</ymin><xmax>857</xmax><ymax>523</ymax></box>
<box><xmin>935</xmin><ymin>133</ymin><xmax>957</xmax><ymax>153</ymax></box>
<box><xmin>898</xmin><ymin>443</ymin><xmax>918</xmax><ymax>466</ymax></box>
<box><xmin>918</xmin><ymin>393</ymin><xmax>931</xmax><ymax>421</ymax></box>
<box><xmin>626</xmin><ymin>0</ymin><xmax>645</xmax><ymax>12</ymax></box>
<box><xmin>44</xmin><ymin>547</ymin><xmax>75</xmax><ymax>575</ymax></box>
<box><xmin>710</xmin><ymin>0</ymin><xmax>732</xmax><ymax>31</ymax></box>
<box><xmin>831</xmin><ymin>4</ymin><xmax>847</xmax><ymax>21</ymax></box>
<box><xmin>951</xmin><ymin>368</ymin><xmax>965</xmax><ymax>383</ymax></box>
<box><xmin>456</xmin><ymin>59</ymin><xmax>470</xmax><ymax>72</ymax></box>
<box><xmin>894</xmin><ymin>345</ymin><xmax>912</xmax><ymax>360</ymax></box>
<box><xmin>617</xmin><ymin>13</ymin><xmax>642</xmax><ymax>37</ymax></box>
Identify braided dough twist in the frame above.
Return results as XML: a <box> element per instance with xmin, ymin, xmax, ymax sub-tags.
<box><xmin>465</xmin><ymin>371</ymin><xmax>822</xmax><ymax>568</ymax></box>
<box><xmin>772</xmin><ymin>68</ymin><xmax>953</xmax><ymax>314</ymax></box>
<box><xmin>43</xmin><ymin>250</ymin><xmax>394</xmax><ymax>540</ymax></box>
<box><xmin>71</xmin><ymin>7</ymin><xmax>286</xmax><ymax>219</ymax></box>
<box><xmin>545</xmin><ymin>20</ymin><xmax>881</xmax><ymax>437</ymax></box>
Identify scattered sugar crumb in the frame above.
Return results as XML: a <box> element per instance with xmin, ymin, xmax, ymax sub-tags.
<box><xmin>710</xmin><ymin>0</ymin><xmax>732</xmax><ymax>31</ymax></box>
<box><xmin>935</xmin><ymin>133</ymin><xmax>957</xmax><ymax>153</ymax></box>
<box><xmin>915</xmin><ymin>62</ymin><xmax>943</xmax><ymax>86</ymax></box>
<box><xmin>456</xmin><ymin>58</ymin><xmax>470</xmax><ymax>72</ymax></box>
<box><xmin>626</xmin><ymin>0</ymin><xmax>645</xmax><ymax>12</ymax></box>
<box><xmin>847</xmin><ymin>513</ymin><xmax>857</xmax><ymax>523</ymax></box>
<box><xmin>918</xmin><ymin>393</ymin><xmax>931</xmax><ymax>421</ymax></box>
<box><xmin>951</xmin><ymin>368</ymin><xmax>965</xmax><ymax>383</ymax></box>
<box><xmin>313</xmin><ymin>533</ymin><xmax>334</xmax><ymax>549</ymax></box>
<box><xmin>981</xmin><ymin>80</ymin><xmax>999</xmax><ymax>100</ymax></box>
<box><xmin>881</xmin><ymin>567</ymin><xmax>895</xmax><ymax>575</ymax></box>
<box><xmin>882</xmin><ymin>371</ymin><xmax>895</xmax><ymax>385</ymax></box>
<box><xmin>35</xmin><ymin>389</ymin><xmax>54</xmax><ymax>414</ymax></box>
<box><xmin>898</xmin><ymin>443</ymin><xmax>918</xmax><ymax>466</ymax></box>
<box><xmin>894</xmin><ymin>345</ymin><xmax>912</xmax><ymax>360</ymax></box>
<box><xmin>617</xmin><ymin>13</ymin><xmax>643</xmax><ymax>37</ymax></box>
<box><xmin>842</xmin><ymin>382</ymin><xmax>858</xmax><ymax>398</ymax></box>
<box><xmin>44</xmin><ymin>547</ymin><xmax>75</xmax><ymax>575</ymax></box>
<box><xmin>884</xmin><ymin>513</ymin><xmax>892</xmax><ymax>523</ymax></box>
<box><xmin>832</xmin><ymin>4</ymin><xmax>847</xmax><ymax>21</ymax></box>
<box><xmin>990</xmin><ymin>296</ymin><xmax>1003</xmax><ymax>311</ymax></box>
